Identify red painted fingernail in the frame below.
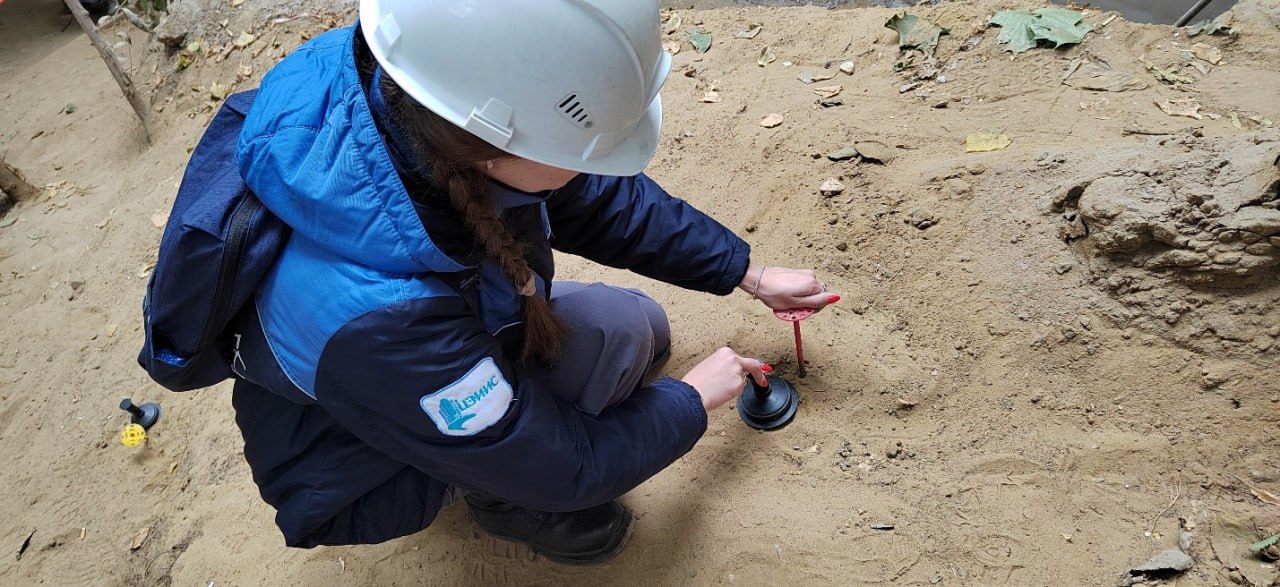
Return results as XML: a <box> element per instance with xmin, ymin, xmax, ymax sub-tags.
<box><xmin>761</xmin><ymin>364</ymin><xmax>773</xmax><ymax>373</ymax></box>
<box><xmin>827</xmin><ymin>294</ymin><xmax>841</xmax><ymax>304</ymax></box>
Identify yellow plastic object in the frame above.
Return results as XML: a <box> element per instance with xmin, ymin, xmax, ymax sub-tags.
<box><xmin>120</xmin><ymin>423</ymin><xmax>147</xmax><ymax>447</ymax></box>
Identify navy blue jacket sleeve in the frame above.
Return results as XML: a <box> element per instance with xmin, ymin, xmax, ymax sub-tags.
<box><xmin>312</xmin><ymin>295</ymin><xmax>708</xmax><ymax>512</ymax></box>
<box><xmin>546</xmin><ymin>173</ymin><xmax>751</xmax><ymax>295</ymax></box>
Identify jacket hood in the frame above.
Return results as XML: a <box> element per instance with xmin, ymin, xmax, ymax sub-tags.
<box><xmin>237</xmin><ymin>26</ymin><xmax>467</xmax><ymax>274</ymax></box>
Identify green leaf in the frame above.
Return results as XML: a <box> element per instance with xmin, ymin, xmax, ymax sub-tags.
<box><xmin>689</xmin><ymin>30</ymin><xmax>712</xmax><ymax>53</ymax></box>
<box><xmin>1250</xmin><ymin>532</ymin><xmax>1280</xmax><ymax>555</ymax></box>
<box><xmin>990</xmin><ymin>10</ymin><xmax>1038</xmax><ymax>54</ymax></box>
<box><xmin>884</xmin><ymin>13</ymin><xmax>949</xmax><ymax>53</ymax></box>
<box><xmin>1186</xmin><ymin>15</ymin><xmax>1234</xmax><ymax>36</ymax></box>
<box><xmin>1029</xmin><ymin>7</ymin><xmax>1093</xmax><ymax>47</ymax></box>
<box><xmin>990</xmin><ymin>7</ymin><xmax>1092</xmax><ymax>53</ymax></box>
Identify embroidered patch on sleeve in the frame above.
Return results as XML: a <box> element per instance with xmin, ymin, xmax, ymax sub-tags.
<box><xmin>420</xmin><ymin>357</ymin><xmax>514</xmax><ymax>436</ymax></box>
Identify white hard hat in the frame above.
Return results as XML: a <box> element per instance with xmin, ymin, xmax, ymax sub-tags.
<box><xmin>359</xmin><ymin>0</ymin><xmax>671</xmax><ymax>177</ymax></box>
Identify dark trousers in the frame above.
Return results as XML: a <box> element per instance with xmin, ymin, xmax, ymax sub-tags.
<box><xmin>234</xmin><ymin>281</ymin><xmax>671</xmax><ymax>546</ymax></box>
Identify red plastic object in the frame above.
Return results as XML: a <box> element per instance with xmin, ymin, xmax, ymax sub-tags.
<box><xmin>773</xmin><ymin>308</ymin><xmax>816</xmax><ymax>322</ymax></box>
<box><xmin>774</xmin><ymin>308</ymin><xmax>816</xmax><ymax>376</ymax></box>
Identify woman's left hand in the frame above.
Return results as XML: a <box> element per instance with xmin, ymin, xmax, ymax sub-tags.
<box><xmin>738</xmin><ymin>263</ymin><xmax>839</xmax><ymax>311</ymax></box>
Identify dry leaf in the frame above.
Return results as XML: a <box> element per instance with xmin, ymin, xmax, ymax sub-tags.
<box><xmin>1191</xmin><ymin>42</ymin><xmax>1222</xmax><ymax>65</ymax></box>
<box><xmin>1156</xmin><ymin>98</ymin><xmax>1203</xmax><ymax>119</ymax></box>
<box><xmin>1251</xmin><ymin>486</ymin><xmax>1280</xmax><ymax>506</ymax></box>
<box><xmin>1231</xmin><ymin>474</ymin><xmax>1280</xmax><ymax>506</ymax></box>
<box><xmin>662</xmin><ymin>40</ymin><xmax>681</xmax><ymax>55</ymax></box>
<box><xmin>107</xmin><ymin>324</ymin><xmax>118</xmax><ymax>338</ymax></box>
<box><xmin>757</xmin><ymin>45</ymin><xmax>775</xmax><ymax>67</ymax></box>
<box><xmin>812</xmin><ymin>84</ymin><xmax>842</xmax><ymax>99</ymax></box>
<box><xmin>736</xmin><ymin>23</ymin><xmax>763</xmax><ymax>39</ymax></box>
<box><xmin>150</xmin><ymin>211</ymin><xmax>169</xmax><ymax>228</ymax></box>
<box><xmin>664</xmin><ymin>13</ymin><xmax>682</xmax><ymax>36</ymax></box>
<box><xmin>759</xmin><ymin>113</ymin><xmax>784</xmax><ymax>128</ymax></box>
<box><xmin>209</xmin><ymin>82</ymin><xmax>227</xmax><ymax>101</ymax></box>
<box><xmin>129</xmin><ymin>527</ymin><xmax>150</xmax><ymax>551</ymax></box>
<box><xmin>233</xmin><ymin>32</ymin><xmax>255</xmax><ymax>48</ymax></box>
<box><xmin>797</xmin><ymin>70</ymin><xmax>836</xmax><ymax>84</ymax></box>
<box><xmin>965</xmin><ymin>131</ymin><xmax>1012</xmax><ymax>153</ymax></box>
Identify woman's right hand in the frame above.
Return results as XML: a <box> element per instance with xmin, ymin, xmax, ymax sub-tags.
<box><xmin>681</xmin><ymin>347</ymin><xmax>769</xmax><ymax>412</ymax></box>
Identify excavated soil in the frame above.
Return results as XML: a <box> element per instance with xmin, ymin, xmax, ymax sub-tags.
<box><xmin>1</xmin><ymin>0</ymin><xmax>1278</xmax><ymax>585</ymax></box>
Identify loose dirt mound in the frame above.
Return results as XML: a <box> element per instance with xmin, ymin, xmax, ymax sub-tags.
<box><xmin>1054</xmin><ymin>130</ymin><xmax>1280</xmax><ymax>361</ymax></box>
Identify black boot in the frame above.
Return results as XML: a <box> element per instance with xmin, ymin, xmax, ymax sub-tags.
<box><xmin>465</xmin><ymin>495</ymin><xmax>632</xmax><ymax>565</ymax></box>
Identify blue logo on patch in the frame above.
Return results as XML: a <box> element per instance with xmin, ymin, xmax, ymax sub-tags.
<box><xmin>420</xmin><ymin>358</ymin><xmax>513</xmax><ymax>436</ymax></box>
<box><xmin>436</xmin><ymin>375</ymin><xmax>502</xmax><ymax>431</ymax></box>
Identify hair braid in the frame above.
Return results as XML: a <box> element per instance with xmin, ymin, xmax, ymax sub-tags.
<box><xmin>430</xmin><ymin>159</ymin><xmax>568</xmax><ymax>364</ymax></box>
<box><xmin>381</xmin><ymin>77</ymin><xmax>567</xmax><ymax>365</ymax></box>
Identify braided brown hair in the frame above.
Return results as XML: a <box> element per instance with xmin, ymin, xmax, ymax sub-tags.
<box><xmin>379</xmin><ymin>77</ymin><xmax>568</xmax><ymax>365</ymax></box>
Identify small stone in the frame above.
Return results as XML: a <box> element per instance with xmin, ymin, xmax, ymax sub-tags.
<box><xmin>1055</xmin><ymin>263</ymin><xmax>1073</xmax><ymax>275</ymax></box>
<box><xmin>153</xmin><ymin>0</ymin><xmax>205</xmax><ymax>48</ymax></box>
<box><xmin>870</xmin><ymin>523</ymin><xmax>895</xmax><ymax>530</ymax></box>
<box><xmin>1248</xmin><ymin>468</ymin><xmax>1279</xmax><ymax>483</ymax></box>
<box><xmin>759</xmin><ymin>112</ymin><xmax>784</xmax><ymax>128</ymax></box>
<box><xmin>820</xmin><ymin>178</ymin><xmax>845</xmax><ymax>197</ymax></box>
<box><xmin>826</xmin><ymin>146</ymin><xmax>860</xmax><ymax>161</ymax></box>
<box><xmin>63</xmin><ymin>103</ymin><xmax>77</xmax><ymax>114</ymax></box>
<box><xmin>1244</xmin><ymin>243</ymin><xmax>1274</xmax><ymax>255</ymax></box>
<box><xmin>1129</xmin><ymin>549</ymin><xmax>1193</xmax><ymax>575</ymax></box>
<box><xmin>836</xmin><ymin>242</ymin><xmax>848</xmax><ymax>252</ymax></box>
<box><xmin>885</xmin><ymin>444</ymin><xmax>901</xmax><ymax>459</ymax></box>
<box><xmin>905</xmin><ymin>208</ymin><xmax>938</xmax><ymax>230</ymax></box>
<box><xmin>854</xmin><ymin>141</ymin><xmax>896</xmax><ymax>164</ymax></box>
<box><xmin>1146</xmin><ymin>249</ymin><xmax>1209</xmax><ymax>268</ymax></box>
<box><xmin>1214</xmin><ymin>251</ymin><xmax>1243</xmax><ymax>265</ymax></box>
<box><xmin>944</xmin><ymin>178</ymin><xmax>971</xmax><ymax>196</ymax></box>
<box><xmin>839</xmin><ymin>61</ymin><xmax>855</xmax><ymax>75</ymax></box>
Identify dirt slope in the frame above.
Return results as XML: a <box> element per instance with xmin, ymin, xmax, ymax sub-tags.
<box><xmin>0</xmin><ymin>0</ymin><xmax>1277</xmax><ymax>585</ymax></box>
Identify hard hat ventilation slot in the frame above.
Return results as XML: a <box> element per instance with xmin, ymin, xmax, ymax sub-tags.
<box><xmin>556</xmin><ymin>93</ymin><xmax>594</xmax><ymax>129</ymax></box>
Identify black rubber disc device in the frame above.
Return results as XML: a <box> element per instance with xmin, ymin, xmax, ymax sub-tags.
<box><xmin>737</xmin><ymin>374</ymin><xmax>798</xmax><ymax>431</ymax></box>
<box><xmin>120</xmin><ymin>398</ymin><xmax>162</xmax><ymax>430</ymax></box>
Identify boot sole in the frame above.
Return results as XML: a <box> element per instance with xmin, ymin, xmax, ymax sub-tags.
<box><xmin>472</xmin><ymin>508</ymin><xmax>634</xmax><ymax>566</ymax></box>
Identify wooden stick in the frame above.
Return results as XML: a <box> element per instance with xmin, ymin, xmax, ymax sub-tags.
<box><xmin>61</xmin><ymin>0</ymin><xmax>152</xmax><ymax>141</ymax></box>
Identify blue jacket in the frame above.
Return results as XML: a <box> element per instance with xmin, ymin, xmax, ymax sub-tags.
<box><xmin>232</xmin><ymin>26</ymin><xmax>751</xmax><ymax>547</ymax></box>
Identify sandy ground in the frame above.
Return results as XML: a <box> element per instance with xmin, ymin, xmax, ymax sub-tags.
<box><xmin>1</xmin><ymin>0</ymin><xmax>1279</xmax><ymax>585</ymax></box>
